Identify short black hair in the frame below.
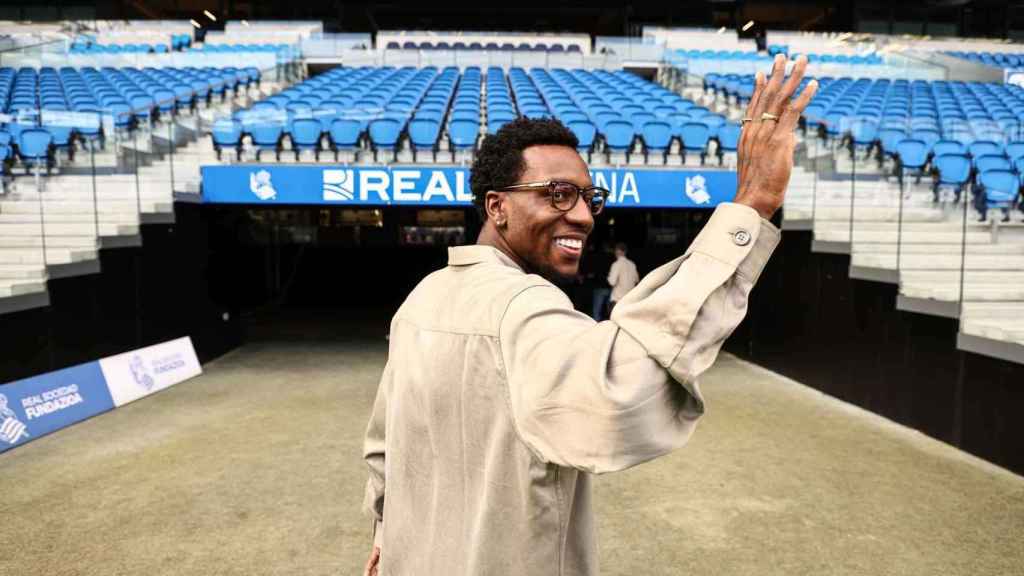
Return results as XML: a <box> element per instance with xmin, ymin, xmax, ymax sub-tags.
<box><xmin>615</xmin><ymin>242</ymin><xmax>628</xmax><ymax>254</ymax></box>
<box><xmin>469</xmin><ymin>117</ymin><xmax>579</xmax><ymax>220</ymax></box>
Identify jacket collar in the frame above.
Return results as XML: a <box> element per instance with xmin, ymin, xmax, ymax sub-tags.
<box><xmin>448</xmin><ymin>245</ymin><xmax>525</xmax><ymax>273</ymax></box>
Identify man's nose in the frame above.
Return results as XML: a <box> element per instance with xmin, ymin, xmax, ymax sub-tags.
<box><xmin>565</xmin><ymin>193</ymin><xmax>594</xmax><ymax>231</ymax></box>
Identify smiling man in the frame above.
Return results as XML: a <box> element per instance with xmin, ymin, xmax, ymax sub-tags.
<box><xmin>362</xmin><ymin>55</ymin><xmax>817</xmax><ymax>576</ymax></box>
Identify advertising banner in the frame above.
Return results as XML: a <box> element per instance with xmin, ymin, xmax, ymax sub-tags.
<box><xmin>200</xmin><ymin>165</ymin><xmax>738</xmax><ymax>209</ymax></box>
<box><xmin>0</xmin><ymin>362</ymin><xmax>115</xmax><ymax>454</ymax></box>
<box><xmin>99</xmin><ymin>337</ymin><xmax>203</xmax><ymax>408</ymax></box>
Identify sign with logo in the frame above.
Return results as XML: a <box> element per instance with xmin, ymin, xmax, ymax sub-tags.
<box><xmin>200</xmin><ymin>165</ymin><xmax>737</xmax><ymax>209</ymax></box>
<box><xmin>1005</xmin><ymin>68</ymin><xmax>1024</xmax><ymax>88</ymax></box>
<box><xmin>99</xmin><ymin>337</ymin><xmax>202</xmax><ymax>407</ymax></box>
<box><xmin>0</xmin><ymin>337</ymin><xmax>204</xmax><ymax>454</ymax></box>
<box><xmin>0</xmin><ymin>362</ymin><xmax>115</xmax><ymax>454</ymax></box>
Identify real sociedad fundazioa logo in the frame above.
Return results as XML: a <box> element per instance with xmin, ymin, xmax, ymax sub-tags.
<box><xmin>323</xmin><ymin>169</ymin><xmax>355</xmax><ymax>201</ymax></box>
<box><xmin>684</xmin><ymin>174</ymin><xmax>711</xmax><ymax>205</ymax></box>
<box><xmin>249</xmin><ymin>169</ymin><xmax>277</xmax><ymax>201</ymax></box>
<box><xmin>0</xmin><ymin>393</ymin><xmax>29</xmax><ymax>445</ymax></box>
<box><xmin>129</xmin><ymin>354</ymin><xmax>155</xmax><ymax>391</ymax></box>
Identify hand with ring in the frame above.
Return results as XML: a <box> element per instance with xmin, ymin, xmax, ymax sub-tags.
<box><xmin>734</xmin><ymin>54</ymin><xmax>818</xmax><ymax>219</ymax></box>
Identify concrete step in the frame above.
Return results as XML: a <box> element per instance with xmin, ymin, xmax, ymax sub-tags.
<box><xmin>0</xmin><ymin>279</ymin><xmax>47</xmax><ymax>297</ymax></box>
<box><xmin>0</xmin><ymin>235</ymin><xmax>97</xmax><ymax>249</ymax></box>
<box><xmin>902</xmin><ymin>270</ymin><xmax>1024</xmax><ymax>284</ymax></box>
<box><xmin>900</xmin><ymin>283</ymin><xmax>1024</xmax><ymax>301</ymax></box>
<box><xmin>0</xmin><ymin>247</ymin><xmax>97</xmax><ymax>264</ymax></box>
<box><xmin>0</xmin><ymin>264</ymin><xmax>47</xmax><ymax>280</ymax></box>
<box><xmin>0</xmin><ymin>200</ymin><xmax>145</xmax><ymax>214</ymax></box>
<box><xmin>960</xmin><ymin>317</ymin><xmax>1024</xmax><ymax>345</ymax></box>
<box><xmin>818</xmin><ymin>230</ymin><xmax>992</xmax><ymax>244</ymax></box>
<box><xmin>853</xmin><ymin>253</ymin><xmax>1024</xmax><ymax>271</ymax></box>
<box><xmin>851</xmin><ymin>242</ymin><xmax>1024</xmax><ymax>255</ymax></box>
<box><xmin>0</xmin><ymin>222</ymin><xmax>138</xmax><ymax>237</ymax></box>
<box><xmin>0</xmin><ymin>212</ymin><xmax>140</xmax><ymax>224</ymax></box>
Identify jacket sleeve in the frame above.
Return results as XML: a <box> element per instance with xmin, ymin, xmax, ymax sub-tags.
<box><xmin>363</xmin><ymin>358</ymin><xmax>390</xmax><ymax>548</ymax></box>
<box><xmin>498</xmin><ymin>203</ymin><xmax>780</xmax><ymax>474</ymax></box>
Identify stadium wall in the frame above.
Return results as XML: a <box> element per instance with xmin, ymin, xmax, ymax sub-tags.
<box><xmin>726</xmin><ymin>230</ymin><xmax>1024</xmax><ymax>476</ymax></box>
<box><xmin>0</xmin><ymin>203</ymin><xmax>242</xmax><ymax>384</ymax></box>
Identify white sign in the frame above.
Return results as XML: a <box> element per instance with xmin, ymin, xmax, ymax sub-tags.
<box><xmin>99</xmin><ymin>337</ymin><xmax>202</xmax><ymax>407</ymax></box>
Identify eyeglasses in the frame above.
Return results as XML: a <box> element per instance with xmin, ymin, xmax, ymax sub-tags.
<box><xmin>494</xmin><ymin>180</ymin><xmax>610</xmax><ymax>216</ymax></box>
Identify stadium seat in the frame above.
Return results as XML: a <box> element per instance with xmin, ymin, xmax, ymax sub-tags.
<box><xmin>894</xmin><ymin>138</ymin><xmax>929</xmax><ymax>189</ymax></box>
<box><xmin>211</xmin><ymin>118</ymin><xmax>243</xmax><ymax>161</ymax></box>
<box><xmin>16</xmin><ymin>128</ymin><xmax>54</xmax><ymax>174</ymax></box>
<box><xmin>250</xmin><ymin>121</ymin><xmax>284</xmax><ymax>162</ymax></box>
<box><xmin>368</xmin><ymin>118</ymin><xmax>402</xmax><ymax>162</ymax></box>
<box><xmin>568</xmin><ymin>121</ymin><xmax>596</xmax><ymax>158</ymax></box>
<box><xmin>932</xmin><ymin>153</ymin><xmax>971</xmax><ymax>203</ymax></box>
<box><xmin>716</xmin><ymin>123</ymin><xmax>741</xmax><ymax>165</ymax></box>
<box><xmin>641</xmin><ymin>121</ymin><xmax>672</xmax><ymax>164</ymax></box>
<box><xmin>448</xmin><ymin>119</ymin><xmax>479</xmax><ymax>154</ymax></box>
<box><xmin>408</xmin><ymin>118</ymin><xmax>441</xmax><ymax>161</ymax></box>
<box><xmin>602</xmin><ymin>120</ymin><xmax>634</xmax><ymax>164</ymax></box>
<box><xmin>290</xmin><ymin>118</ymin><xmax>324</xmax><ymax>160</ymax></box>
<box><xmin>680</xmin><ymin>122</ymin><xmax>711</xmax><ymax>165</ymax></box>
<box><xmin>329</xmin><ymin>119</ymin><xmax>362</xmax><ymax>162</ymax></box>
<box><xmin>975</xmin><ymin>169</ymin><xmax>1020</xmax><ymax>222</ymax></box>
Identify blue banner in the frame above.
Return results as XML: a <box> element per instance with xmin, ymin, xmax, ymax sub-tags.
<box><xmin>200</xmin><ymin>165</ymin><xmax>737</xmax><ymax>209</ymax></box>
<box><xmin>0</xmin><ymin>362</ymin><xmax>115</xmax><ymax>454</ymax></box>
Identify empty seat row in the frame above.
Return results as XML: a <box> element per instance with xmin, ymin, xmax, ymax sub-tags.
<box><xmin>384</xmin><ymin>41</ymin><xmax>583</xmax><ymax>53</ymax></box>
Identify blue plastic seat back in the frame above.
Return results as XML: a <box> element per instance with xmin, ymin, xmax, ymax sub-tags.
<box><xmin>878</xmin><ymin>129</ymin><xmax>907</xmax><ymax>154</ymax></box>
<box><xmin>212</xmin><ymin>118</ymin><xmax>243</xmax><ymax>146</ymax></box>
<box><xmin>568</xmin><ymin>121</ymin><xmax>596</xmax><ymax>150</ymax></box>
<box><xmin>895</xmin><ymin>138</ymin><xmax>928</xmax><ymax>168</ymax></box>
<box><xmin>329</xmin><ymin>119</ymin><xmax>362</xmax><ymax>148</ymax></box>
<box><xmin>850</xmin><ymin>120</ymin><xmax>878</xmax><ymax>145</ymax></box>
<box><xmin>0</xmin><ymin>143</ymin><xmax>10</xmax><ymax>161</ymax></box>
<box><xmin>369</xmin><ymin>118</ymin><xmax>402</xmax><ymax>148</ymax></box>
<box><xmin>408</xmin><ymin>118</ymin><xmax>440</xmax><ymax>148</ymax></box>
<box><xmin>0</xmin><ymin>132</ymin><xmax>10</xmax><ymax>147</ymax></box>
<box><xmin>250</xmin><ymin>122</ymin><xmax>284</xmax><ymax>148</ymax></box>
<box><xmin>680</xmin><ymin>122</ymin><xmax>711</xmax><ymax>151</ymax></box>
<box><xmin>153</xmin><ymin>89</ymin><xmax>176</xmax><ymax>112</ymax></box>
<box><xmin>969</xmin><ymin>140</ymin><xmax>1003</xmax><ymax>160</ymax></box>
<box><xmin>717</xmin><ymin>123</ymin><xmax>741</xmax><ymax>152</ymax></box>
<box><xmin>1004</xmin><ymin>141</ymin><xmax>1024</xmax><ymax>162</ymax></box>
<box><xmin>449</xmin><ymin>119</ymin><xmax>479</xmax><ymax>149</ymax></box>
<box><xmin>17</xmin><ymin>128</ymin><xmax>53</xmax><ymax>159</ymax></box>
<box><xmin>978</xmin><ymin>169</ymin><xmax>1019</xmax><ymax>203</ymax></box>
<box><xmin>934</xmin><ymin>154</ymin><xmax>971</xmax><ymax>185</ymax></box>
<box><xmin>603</xmin><ymin>120</ymin><xmax>634</xmax><ymax>151</ymax></box>
<box><xmin>974</xmin><ymin>154</ymin><xmax>1011</xmax><ymax>173</ymax></box>
<box><xmin>44</xmin><ymin>125</ymin><xmax>73</xmax><ymax>146</ymax></box>
<box><xmin>291</xmin><ymin>118</ymin><xmax>323</xmax><ymax>147</ymax></box>
<box><xmin>932</xmin><ymin>140</ymin><xmax>965</xmax><ymax>157</ymax></box>
<box><xmin>641</xmin><ymin>121</ymin><xmax>672</xmax><ymax>150</ymax></box>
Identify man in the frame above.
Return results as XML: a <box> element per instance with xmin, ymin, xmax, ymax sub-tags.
<box><xmin>363</xmin><ymin>54</ymin><xmax>816</xmax><ymax>576</ymax></box>
<box><xmin>578</xmin><ymin>241</ymin><xmax>614</xmax><ymax>321</ymax></box>
<box><xmin>606</xmin><ymin>241</ymin><xmax>639</xmax><ymax>317</ymax></box>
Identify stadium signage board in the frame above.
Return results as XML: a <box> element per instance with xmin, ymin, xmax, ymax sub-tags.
<box><xmin>0</xmin><ymin>337</ymin><xmax>202</xmax><ymax>454</ymax></box>
<box><xmin>200</xmin><ymin>165</ymin><xmax>737</xmax><ymax>208</ymax></box>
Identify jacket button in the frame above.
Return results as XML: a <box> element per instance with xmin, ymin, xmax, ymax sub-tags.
<box><xmin>733</xmin><ymin>229</ymin><xmax>751</xmax><ymax>246</ymax></box>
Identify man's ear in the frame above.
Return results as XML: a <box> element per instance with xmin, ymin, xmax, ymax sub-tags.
<box><xmin>485</xmin><ymin>190</ymin><xmax>506</xmax><ymax>222</ymax></box>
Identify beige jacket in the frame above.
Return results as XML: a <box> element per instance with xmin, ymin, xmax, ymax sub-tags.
<box><xmin>363</xmin><ymin>202</ymin><xmax>780</xmax><ymax>576</ymax></box>
<box><xmin>607</xmin><ymin>255</ymin><xmax>640</xmax><ymax>302</ymax></box>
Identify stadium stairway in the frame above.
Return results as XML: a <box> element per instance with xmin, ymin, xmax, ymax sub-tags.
<box><xmin>0</xmin><ymin>73</ymin><xmax>289</xmax><ymax>313</ymax></box>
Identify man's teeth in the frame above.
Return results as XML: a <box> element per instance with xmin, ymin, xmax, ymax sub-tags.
<box><xmin>555</xmin><ymin>238</ymin><xmax>582</xmax><ymax>250</ymax></box>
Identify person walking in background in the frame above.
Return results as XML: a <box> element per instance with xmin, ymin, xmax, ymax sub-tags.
<box><xmin>606</xmin><ymin>241</ymin><xmax>639</xmax><ymax>316</ymax></box>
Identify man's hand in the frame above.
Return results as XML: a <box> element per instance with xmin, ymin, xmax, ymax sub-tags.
<box><xmin>363</xmin><ymin>546</ymin><xmax>380</xmax><ymax>576</ymax></box>
<box><xmin>734</xmin><ymin>54</ymin><xmax>819</xmax><ymax>220</ymax></box>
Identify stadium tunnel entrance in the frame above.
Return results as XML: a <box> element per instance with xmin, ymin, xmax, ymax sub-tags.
<box><xmin>200</xmin><ymin>203</ymin><xmax>719</xmax><ymax>332</ymax></box>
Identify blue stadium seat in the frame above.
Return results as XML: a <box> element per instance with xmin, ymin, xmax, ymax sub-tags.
<box><xmin>448</xmin><ymin>119</ymin><xmax>479</xmax><ymax>151</ymax></box>
<box><xmin>329</xmin><ymin>119</ymin><xmax>362</xmax><ymax>161</ymax></box>
<box><xmin>716</xmin><ymin>123</ymin><xmax>741</xmax><ymax>165</ymax></box>
<box><xmin>975</xmin><ymin>169</ymin><xmax>1020</xmax><ymax>221</ymax></box>
<box><xmin>602</xmin><ymin>120</ymin><xmax>634</xmax><ymax>158</ymax></box>
<box><xmin>16</xmin><ymin>128</ymin><xmax>54</xmax><ymax>174</ymax></box>
<box><xmin>680</xmin><ymin>122</ymin><xmax>711</xmax><ymax>165</ymax></box>
<box><xmin>408</xmin><ymin>118</ymin><xmax>441</xmax><ymax>160</ymax></box>
<box><xmin>895</xmin><ymin>138</ymin><xmax>929</xmax><ymax>188</ymax></box>
<box><xmin>932</xmin><ymin>153</ymin><xmax>971</xmax><ymax>203</ymax></box>
<box><xmin>568</xmin><ymin>121</ymin><xmax>596</xmax><ymax>155</ymax></box>
<box><xmin>290</xmin><ymin>118</ymin><xmax>324</xmax><ymax>160</ymax></box>
<box><xmin>250</xmin><ymin>121</ymin><xmax>284</xmax><ymax>162</ymax></box>
<box><xmin>641</xmin><ymin>121</ymin><xmax>672</xmax><ymax>163</ymax></box>
<box><xmin>369</xmin><ymin>118</ymin><xmax>402</xmax><ymax>161</ymax></box>
<box><xmin>211</xmin><ymin>118</ymin><xmax>243</xmax><ymax>160</ymax></box>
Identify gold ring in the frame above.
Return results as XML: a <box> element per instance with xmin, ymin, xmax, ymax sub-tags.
<box><xmin>741</xmin><ymin>117</ymin><xmax>753</xmax><ymax>124</ymax></box>
<box><xmin>761</xmin><ymin>112</ymin><xmax>779</xmax><ymax>121</ymax></box>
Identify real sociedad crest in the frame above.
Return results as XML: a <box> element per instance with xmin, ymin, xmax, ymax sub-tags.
<box><xmin>684</xmin><ymin>174</ymin><xmax>711</xmax><ymax>205</ymax></box>
<box><xmin>249</xmin><ymin>170</ymin><xmax>277</xmax><ymax>201</ymax></box>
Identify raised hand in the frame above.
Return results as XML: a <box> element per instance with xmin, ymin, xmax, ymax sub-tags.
<box><xmin>734</xmin><ymin>54</ymin><xmax>819</xmax><ymax>219</ymax></box>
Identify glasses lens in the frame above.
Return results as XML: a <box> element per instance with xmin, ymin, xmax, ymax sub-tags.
<box><xmin>551</xmin><ymin>181</ymin><xmax>580</xmax><ymax>211</ymax></box>
<box><xmin>586</xmin><ymin>188</ymin><xmax>608</xmax><ymax>215</ymax></box>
